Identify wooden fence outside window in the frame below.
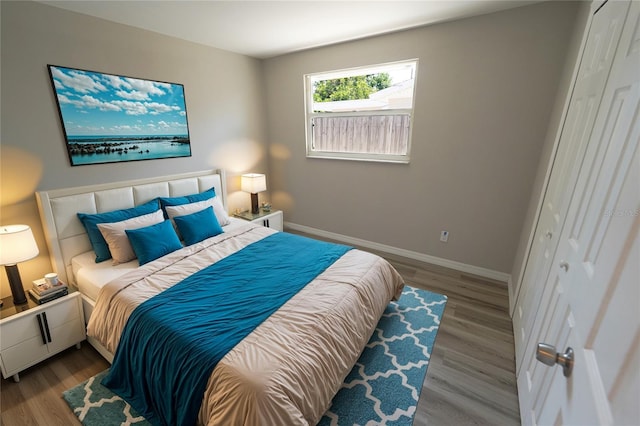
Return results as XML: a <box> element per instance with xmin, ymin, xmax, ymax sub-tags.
<box><xmin>311</xmin><ymin>114</ymin><xmax>410</xmax><ymax>155</ymax></box>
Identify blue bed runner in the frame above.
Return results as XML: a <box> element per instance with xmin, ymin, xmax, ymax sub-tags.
<box><xmin>102</xmin><ymin>232</ymin><xmax>351</xmax><ymax>426</ymax></box>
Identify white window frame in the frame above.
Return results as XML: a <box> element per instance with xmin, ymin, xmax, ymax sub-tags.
<box><xmin>304</xmin><ymin>59</ymin><xmax>418</xmax><ymax>163</ymax></box>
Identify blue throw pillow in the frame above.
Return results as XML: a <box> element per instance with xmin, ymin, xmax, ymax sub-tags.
<box><xmin>78</xmin><ymin>199</ymin><xmax>159</xmax><ymax>263</ymax></box>
<box><xmin>173</xmin><ymin>206</ymin><xmax>223</xmax><ymax>246</ymax></box>
<box><xmin>159</xmin><ymin>187</ymin><xmax>216</xmax><ymax>217</ymax></box>
<box><xmin>125</xmin><ymin>220</ymin><xmax>182</xmax><ymax>265</ymax></box>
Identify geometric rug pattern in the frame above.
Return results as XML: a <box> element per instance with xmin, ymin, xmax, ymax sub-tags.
<box><xmin>319</xmin><ymin>286</ymin><xmax>447</xmax><ymax>425</ymax></box>
<box><xmin>63</xmin><ymin>286</ymin><xmax>447</xmax><ymax>426</ymax></box>
<box><xmin>62</xmin><ymin>369</ymin><xmax>149</xmax><ymax>426</ymax></box>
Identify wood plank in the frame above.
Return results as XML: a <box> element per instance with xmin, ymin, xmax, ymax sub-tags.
<box><xmin>0</xmin><ymin>346</ymin><xmax>109</xmax><ymax>426</ymax></box>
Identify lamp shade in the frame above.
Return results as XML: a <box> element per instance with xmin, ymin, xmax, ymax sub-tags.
<box><xmin>241</xmin><ymin>173</ymin><xmax>267</xmax><ymax>194</ymax></box>
<box><xmin>0</xmin><ymin>225</ymin><xmax>39</xmax><ymax>265</ymax></box>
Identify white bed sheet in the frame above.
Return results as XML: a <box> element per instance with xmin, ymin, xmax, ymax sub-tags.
<box><xmin>72</xmin><ymin>217</ymin><xmax>254</xmax><ymax>301</ymax></box>
<box><xmin>72</xmin><ymin>251</ymin><xmax>137</xmax><ymax>301</ymax></box>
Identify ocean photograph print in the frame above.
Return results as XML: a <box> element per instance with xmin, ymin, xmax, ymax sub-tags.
<box><xmin>48</xmin><ymin>65</ymin><xmax>191</xmax><ymax>166</ymax></box>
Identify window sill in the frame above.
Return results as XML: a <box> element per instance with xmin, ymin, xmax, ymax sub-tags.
<box><xmin>306</xmin><ymin>152</ymin><xmax>410</xmax><ymax>164</ymax></box>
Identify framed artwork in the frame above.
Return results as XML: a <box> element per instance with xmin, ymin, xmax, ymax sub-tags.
<box><xmin>47</xmin><ymin>65</ymin><xmax>191</xmax><ymax>166</ymax></box>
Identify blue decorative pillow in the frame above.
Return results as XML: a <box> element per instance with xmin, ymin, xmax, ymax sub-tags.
<box><xmin>173</xmin><ymin>206</ymin><xmax>223</xmax><ymax>246</ymax></box>
<box><xmin>159</xmin><ymin>187</ymin><xmax>216</xmax><ymax>216</ymax></box>
<box><xmin>78</xmin><ymin>199</ymin><xmax>159</xmax><ymax>263</ymax></box>
<box><xmin>125</xmin><ymin>220</ymin><xmax>182</xmax><ymax>265</ymax></box>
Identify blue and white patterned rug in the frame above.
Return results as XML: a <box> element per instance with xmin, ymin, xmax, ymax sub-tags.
<box><xmin>63</xmin><ymin>286</ymin><xmax>447</xmax><ymax>426</ymax></box>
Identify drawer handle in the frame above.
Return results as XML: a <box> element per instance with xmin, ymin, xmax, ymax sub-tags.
<box><xmin>36</xmin><ymin>314</ymin><xmax>47</xmax><ymax>345</ymax></box>
<box><xmin>42</xmin><ymin>312</ymin><xmax>52</xmax><ymax>343</ymax></box>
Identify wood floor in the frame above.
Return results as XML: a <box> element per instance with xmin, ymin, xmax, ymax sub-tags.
<box><xmin>0</xmin><ymin>246</ymin><xmax>520</xmax><ymax>426</ymax></box>
<box><xmin>388</xmin><ymin>256</ymin><xmax>521</xmax><ymax>425</ymax></box>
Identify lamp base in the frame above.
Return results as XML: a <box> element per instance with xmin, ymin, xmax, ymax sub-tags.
<box><xmin>251</xmin><ymin>193</ymin><xmax>259</xmax><ymax>214</ymax></box>
<box><xmin>5</xmin><ymin>264</ymin><xmax>27</xmax><ymax>305</ymax></box>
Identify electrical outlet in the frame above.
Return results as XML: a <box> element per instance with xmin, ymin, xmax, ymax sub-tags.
<box><xmin>440</xmin><ymin>231</ymin><xmax>449</xmax><ymax>242</ymax></box>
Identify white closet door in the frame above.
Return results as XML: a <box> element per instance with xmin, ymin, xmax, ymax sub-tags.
<box><xmin>518</xmin><ymin>2</ymin><xmax>640</xmax><ymax>424</ymax></box>
<box><xmin>513</xmin><ymin>0</ymin><xmax>630</xmax><ymax>371</ymax></box>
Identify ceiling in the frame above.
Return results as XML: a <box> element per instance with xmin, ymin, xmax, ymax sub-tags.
<box><xmin>40</xmin><ymin>1</ymin><xmax>541</xmax><ymax>59</ymax></box>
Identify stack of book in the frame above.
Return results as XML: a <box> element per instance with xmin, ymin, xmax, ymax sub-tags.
<box><xmin>29</xmin><ymin>278</ymin><xmax>68</xmax><ymax>304</ymax></box>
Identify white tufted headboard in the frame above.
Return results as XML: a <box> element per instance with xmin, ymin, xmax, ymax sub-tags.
<box><xmin>35</xmin><ymin>170</ymin><xmax>227</xmax><ymax>286</ymax></box>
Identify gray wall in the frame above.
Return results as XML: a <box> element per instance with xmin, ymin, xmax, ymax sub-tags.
<box><xmin>0</xmin><ymin>0</ymin><xmax>582</xmax><ymax>299</ymax></box>
<box><xmin>0</xmin><ymin>1</ymin><xmax>268</xmax><ymax>296</ymax></box>
<box><xmin>508</xmin><ymin>1</ymin><xmax>592</xmax><ymax>305</ymax></box>
<box><xmin>263</xmin><ymin>1</ymin><xmax>580</xmax><ymax>275</ymax></box>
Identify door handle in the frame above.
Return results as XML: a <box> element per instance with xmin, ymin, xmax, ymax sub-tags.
<box><xmin>42</xmin><ymin>312</ymin><xmax>52</xmax><ymax>343</ymax></box>
<box><xmin>545</xmin><ymin>231</ymin><xmax>553</xmax><ymax>239</ymax></box>
<box><xmin>559</xmin><ymin>261</ymin><xmax>570</xmax><ymax>272</ymax></box>
<box><xmin>536</xmin><ymin>343</ymin><xmax>574</xmax><ymax>377</ymax></box>
<box><xmin>36</xmin><ymin>314</ymin><xmax>47</xmax><ymax>345</ymax></box>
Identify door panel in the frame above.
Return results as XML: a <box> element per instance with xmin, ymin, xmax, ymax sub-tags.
<box><xmin>513</xmin><ymin>0</ymin><xmax>630</xmax><ymax>370</ymax></box>
<box><xmin>518</xmin><ymin>2</ymin><xmax>640</xmax><ymax>424</ymax></box>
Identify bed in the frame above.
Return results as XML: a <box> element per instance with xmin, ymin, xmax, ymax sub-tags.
<box><xmin>36</xmin><ymin>169</ymin><xmax>404</xmax><ymax>425</ymax></box>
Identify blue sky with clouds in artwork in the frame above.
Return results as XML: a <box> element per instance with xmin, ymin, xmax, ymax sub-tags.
<box><xmin>49</xmin><ymin>66</ymin><xmax>189</xmax><ymax>137</ymax></box>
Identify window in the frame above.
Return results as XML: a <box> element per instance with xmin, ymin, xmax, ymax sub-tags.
<box><xmin>304</xmin><ymin>60</ymin><xmax>417</xmax><ymax>163</ymax></box>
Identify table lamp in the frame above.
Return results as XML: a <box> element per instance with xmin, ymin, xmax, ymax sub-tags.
<box><xmin>241</xmin><ymin>173</ymin><xmax>267</xmax><ymax>214</ymax></box>
<box><xmin>0</xmin><ymin>225</ymin><xmax>39</xmax><ymax>304</ymax></box>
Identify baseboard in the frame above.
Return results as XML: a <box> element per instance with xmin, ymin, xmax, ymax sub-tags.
<box><xmin>285</xmin><ymin>222</ymin><xmax>511</xmax><ymax>283</ymax></box>
<box><xmin>508</xmin><ymin>276</ymin><xmax>516</xmax><ymax>317</ymax></box>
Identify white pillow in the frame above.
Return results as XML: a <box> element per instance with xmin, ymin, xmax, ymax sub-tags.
<box><xmin>97</xmin><ymin>209</ymin><xmax>164</xmax><ymax>265</ymax></box>
<box><xmin>164</xmin><ymin>197</ymin><xmax>230</xmax><ymax>227</ymax></box>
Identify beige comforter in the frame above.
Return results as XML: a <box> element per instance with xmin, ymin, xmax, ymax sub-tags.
<box><xmin>87</xmin><ymin>224</ymin><xmax>404</xmax><ymax>425</ymax></box>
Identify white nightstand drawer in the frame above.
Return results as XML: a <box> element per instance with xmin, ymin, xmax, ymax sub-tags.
<box><xmin>233</xmin><ymin>210</ymin><xmax>284</xmax><ymax>231</ymax></box>
<box><xmin>0</xmin><ymin>294</ymin><xmax>81</xmax><ymax>350</ymax></box>
<box><xmin>254</xmin><ymin>211</ymin><xmax>283</xmax><ymax>231</ymax></box>
<box><xmin>48</xmin><ymin>319</ymin><xmax>86</xmax><ymax>354</ymax></box>
<box><xmin>1</xmin><ymin>335</ymin><xmax>49</xmax><ymax>375</ymax></box>
<box><xmin>0</xmin><ymin>313</ymin><xmax>42</xmax><ymax>351</ymax></box>
<box><xmin>0</xmin><ymin>292</ymin><xmax>85</xmax><ymax>380</ymax></box>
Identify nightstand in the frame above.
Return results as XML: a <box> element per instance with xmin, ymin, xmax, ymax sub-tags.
<box><xmin>234</xmin><ymin>209</ymin><xmax>283</xmax><ymax>231</ymax></box>
<box><xmin>0</xmin><ymin>292</ymin><xmax>85</xmax><ymax>382</ymax></box>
